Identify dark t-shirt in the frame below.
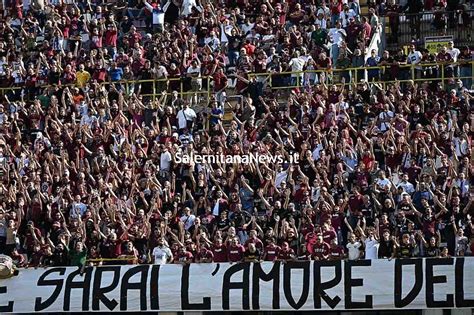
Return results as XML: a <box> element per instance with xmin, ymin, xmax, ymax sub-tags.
<box><xmin>244</xmin><ymin>249</ymin><xmax>261</xmax><ymax>262</ymax></box>
<box><xmin>379</xmin><ymin>239</ymin><xmax>395</xmax><ymax>258</ymax></box>
<box><xmin>398</xmin><ymin>243</ymin><xmax>414</xmax><ymax>258</ymax></box>
<box><xmin>425</xmin><ymin>244</ymin><xmax>440</xmax><ymax>257</ymax></box>
<box><xmin>212</xmin><ymin>244</ymin><xmax>228</xmax><ymax>262</ymax></box>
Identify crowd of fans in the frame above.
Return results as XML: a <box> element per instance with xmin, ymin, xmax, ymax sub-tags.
<box><xmin>0</xmin><ymin>0</ymin><xmax>472</xmax><ymax>269</ymax></box>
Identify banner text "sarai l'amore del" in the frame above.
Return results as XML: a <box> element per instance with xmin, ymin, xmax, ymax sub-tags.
<box><xmin>1</xmin><ymin>258</ymin><xmax>473</xmax><ymax>313</ymax></box>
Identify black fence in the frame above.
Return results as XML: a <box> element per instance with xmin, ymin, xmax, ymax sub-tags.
<box><xmin>383</xmin><ymin>10</ymin><xmax>473</xmax><ymax>47</ymax></box>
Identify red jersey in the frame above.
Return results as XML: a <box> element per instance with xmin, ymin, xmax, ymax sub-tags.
<box><xmin>305</xmin><ymin>232</ymin><xmax>318</xmax><ymax>254</ymax></box>
<box><xmin>212</xmin><ymin>244</ymin><xmax>228</xmax><ymax>262</ymax></box>
<box><xmin>331</xmin><ymin>212</ymin><xmax>344</xmax><ymax>231</ymax></box>
<box><xmin>312</xmin><ymin>242</ymin><xmax>330</xmax><ymax>260</ymax></box>
<box><xmin>213</xmin><ymin>72</ymin><xmax>228</xmax><ymax>91</ymax></box>
<box><xmin>348</xmin><ymin>194</ymin><xmax>364</xmax><ymax>214</ymax></box>
<box><xmin>244</xmin><ymin>237</ymin><xmax>264</xmax><ymax>251</ymax></box>
<box><xmin>175</xmin><ymin>251</ymin><xmax>193</xmax><ymax>264</ymax></box>
<box><xmin>104</xmin><ymin>30</ymin><xmax>118</xmax><ymax>47</ymax></box>
<box><xmin>277</xmin><ymin>248</ymin><xmax>295</xmax><ymax>261</ymax></box>
<box><xmin>25</xmin><ymin>228</ymin><xmax>42</xmax><ymax>249</ymax></box>
<box><xmin>329</xmin><ymin>246</ymin><xmax>345</xmax><ymax>260</ymax></box>
<box><xmin>264</xmin><ymin>244</ymin><xmax>280</xmax><ymax>261</ymax></box>
<box><xmin>227</xmin><ymin>244</ymin><xmax>245</xmax><ymax>262</ymax></box>
<box><xmin>196</xmin><ymin>249</ymin><xmax>214</xmax><ymax>262</ymax></box>
<box><xmin>322</xmin><ymin>229</ymin><xmax>337</xmax><ymax>244</ymax></box>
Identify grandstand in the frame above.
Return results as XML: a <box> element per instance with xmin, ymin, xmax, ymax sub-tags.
<box><xmin>0</xmin><ymin>0</ymin><xmax>472</xmax><ymax>313</ymax></box>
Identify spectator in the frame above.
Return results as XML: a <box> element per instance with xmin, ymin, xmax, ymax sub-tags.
<box><xmin>346</xmin><ymin>233</ymin><xmax>362</xmax><ymax>260</ymax></box>
<box><xmin>152</xmin><ymin>237</ymin><xmax>173</xmax><ymax>265</ymax></box>
<box><xmin>366</xmin><ymin>49</ymin><xmax>380</xmax><ymax>82</ymax></box>
<box><xmin>227</xmin><ymin>237</ymin><xmax>245</xmax><ymax>263</ymax></box>
<box><xmin>312</xmin><ymin>234</ymin><xmax>330</xmax><ymax>260</ymax></box>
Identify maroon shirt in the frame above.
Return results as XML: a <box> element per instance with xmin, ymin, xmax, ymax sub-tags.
<box><xmin>329</xmin><ymin>246</ymin><xmax>345</xmax><ymax>260</ymax></box>
<box><xmin>213</xmin><ymin>72</ymin><xmax>228</xmax><ymax>91</ymax></box>
<box><xmin>227</xmin><ymin>244</ymin><xmax>245</xmax><ymax>262</ymax></box>
<box><xmin>322</xmin><ymin>229</ymin><xmax>337</xmax><ymax>244</ymax></box>
<box><xmin>175</xmin><ymin>251</ymin><xmax>193</xmax><ymax>264</ymax></box>
<box><xmin>212</xmin><ymin>244</ymin><xmax>228</xmax><ymax>262</ymax></box>
<box><xmin>196</xmin><ymin>249</ymin><xmax>214</xmax><ymax>262</ymax></box>
<box><xmin>331</xmin><ymin>212</ymin><xmax>344</xmax><ymax>232</ymax></box>
<box><xmin>277</xmin><ymin>248</ymin><xmax>295</xmax><ymax>261</ymax></box>
<box><xmin>312</xmin><ymin>242</ymin><xmax>330</xmax><ymax>260</ymax></box>
<box><xmin>264</xmin><ymin>244</ymin><xmax>280</xmax><ymax>261</ymax></box>
<box><xmin>245</xmin><ymin>237</ymin><xmax>264</xmax><ymax>251</ymax></box>
<box><xmin>348</xmin><ymin>194</ymin><xmax>364</xmax><ymax>214</ymax></box>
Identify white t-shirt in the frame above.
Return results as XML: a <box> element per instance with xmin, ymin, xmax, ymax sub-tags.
<box><xmin>144</xmin><ymin>2</ymin><xmax>164</xmax><ymax>24</ymax></box>
<box><xmin>154</xmin><ymin>65</ymin><xmax>168</xmax><ymax>78</ymax></box>
<box><xmin>408</xmin><ymin>51</ymin><xmax>422</xmax><ymax>69</ymax></box>
<box><xmin>152</xmin><ymin>246</ymin><xmax>173</xmax><ymax>264</ymax></box>
<box><xmin>398</xmin><ymin>181</ymin><xmax>415</xmax><ymax>194</ymax></box>
<box><xmin>378</xmin><ymin>110</ymin><xmax>394</xmax><ymax>132</ymax></box>
<box><xmin>311</xmin><ymin>186</ymin><xmax>321</xmax><ymax>202</ymax></box>
<box><xmin>160</xmin><ymin>150</ymin><xmax>172</xmax><ymax>171</ymax></box>
<box><xmin>315</xmin><ymin>17</ymin><xmax>327</xmax><ymax>29</ymax></box>
<box><xmin>454</xmin><ymin>179</ymin><xmax>469</xmax><ymax>198</ymax></box>
<box><xmin>328</xmin><ymin>28</ymin><xmax>345</xmax><ymax>46</ymax></box>
<box><xmin>187</xmin><ymin>66</ymin><xmax>202</xmax><ymax>84</ymax></box>
<box><xmin>447</xmin><ymin>48</ymin><xmax>460</xmax><ymax>62</ymax></box>
<box><xmin>0</xmin><ymin>60</ymin><xmax>6</xmax><ymax>75</ymax></box>
<box><xmin>289</xmin><ymin>57</ymin><xmax>305</xmax><ymax>77</ymax></box>
<box><xmin>180</xmin><ymin>214</ymin><xmax>196</xmax><ymax>230</ymax></box>
<box><xmin>376</xmin><ymin>178</ymin><xmax>392</xmax><ymax>190</ymax></box>
<box><xmin>177</xmin><ymin>108</ymin><xmax>197</xmax><ymax>129</ymax></box>
<box><xmin>0</xmin><ymin>219</ymin><xmax>6</xmax><ymax>237</ymax></box>
<box><xmin>347</xmin><ymin>242</ymin><xmax>361</xmax><ymax>260</ymax></box>
<box><xmin>204</xmin><ymin>36</ymin><xmax>220</xmax><ymax>51</ymax></box>
<box><xmin>364</xmin><ymin>238</ymin><xmax>379</xmax><ymax>259</ymax></box>
<box><xmin>317</xmin><ymin>6</ymin><xmax>330</xmax><ymax>17</ymax></box>
<box><xmin>453</xmin><ymin>137</ymin><xmax>469</xmax><ymax>158</ymax></box>
<box><xmin>275</xmin><ymin>171</ymin><xmax>287</xmax><ymax>188</ymax></box>
<box><xmin>181</xmin><ymin>0</ymin><xmax>196</xmax><ymax>16</ymax></box>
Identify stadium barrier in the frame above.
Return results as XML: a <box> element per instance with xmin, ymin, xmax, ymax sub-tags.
<box><xmin>0</xmin><ymin>258</ymin><xmax>473</xmax><ymax>313</ymax></box>
<box><xmin>0</xmin><ymin>61</ymin><xmax>472</xmax><ymax>103</ymax></box>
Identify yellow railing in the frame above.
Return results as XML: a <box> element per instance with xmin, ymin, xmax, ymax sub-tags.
<box><xmin>247</xmin><ymin>61</ymin><xmax>474</xmax><ymax>90</ymax></box>
<box><xmin>1</xmin><ymin>61</ymin><xmax>472</xmax><ymax>102</ymax></box>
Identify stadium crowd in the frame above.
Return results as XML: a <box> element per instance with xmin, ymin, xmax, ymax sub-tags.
<box><xmin>0</xmin><ymin>0</ymin><xmax>472</xmax><ymax>268</ymax></box>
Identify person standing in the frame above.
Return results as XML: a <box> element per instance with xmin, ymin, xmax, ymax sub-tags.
<box><xmin>361</xmin><ymin>227</ymin><xmax>380</xmax><ymax>259</ymax></box>
<box><xmin>346</xmin><ymin>233</ymin><xmax>362</xmax><ymax>260</ymax></box>
<box><xmin>152</xmin><ymin>237</ymin><xmax>173</xmax><ymax>264</ymax></box>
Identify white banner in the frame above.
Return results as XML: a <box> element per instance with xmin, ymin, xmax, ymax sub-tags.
<box><xmin>1</xmin><ymin>258</ymin><xmax>474</xmax><ymax>312</ymax></box>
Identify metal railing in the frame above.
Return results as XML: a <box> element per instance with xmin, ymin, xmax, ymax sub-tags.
<box><xmin>382</xmin><ymin>10</ymin><xmax>473</xmax><ymax>46</ymax></box>
<box><xmin>247</xmin><ymin>61</ymin><xmax>473</xmax><ymax>91</ymax></box>
<box><xmin>1</xmin><ymin>61</ymin><xmax>472</xmax><ymax>104</ymax></box>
